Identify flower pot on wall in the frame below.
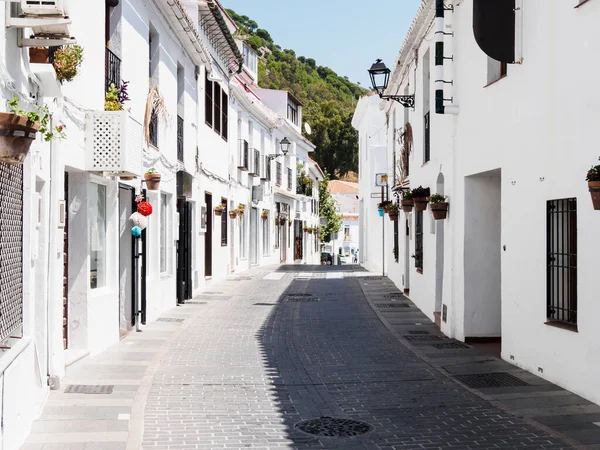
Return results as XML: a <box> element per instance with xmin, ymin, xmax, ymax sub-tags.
<box><xmin>430</xmin><ymin>202</ymin><xmax>449</xmax><ymax>220</ymax></box>
<box><xmin>401</xmin><ymin>199</ymin><xmax>413</xmax><ymax>213</ymax></box>
<box><xmin>0</xmin><ymin>113</ymin><xmax>40</xmax><ymax>164</ymax></box>
<box><xmin>29</xmin><ymin>47</ymin><xmax>49</xmax><ymax>64</ymax></box>
<box><xmin>589</xmin><ymin>181</ymin><xmax>600</xmax><ymax>210</ymax></box>
<box><xmin>414</xmin><ymin>198</ymin><xmax>428</xmax><ymax>211</ymax></box>
<box><xmin>229</xmin><ymin>210</ymin><xmax>238</xmax><ymax>219</ymax></box>
<box><xmin>388</xmin><ymin>211</ymin><xmax>398</xmax><ymax>221</ymax></box>
<box><xmin>214</xmin><ymin>208</ymin><xmax>223</xmax><ymax>217</ymax></box>
<box><xmin>377</xmin><ymin>207</ymin><xmax>384</xmax><ymax>217</ymax></box>
<box><xmin>144</xmin><ymin>173</ymin><xmax>161</xmax><ymax>190</ymax></box>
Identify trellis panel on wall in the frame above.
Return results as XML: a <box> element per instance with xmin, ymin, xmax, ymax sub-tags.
<box><xmin>0</xmin><ymin>162</ymin><xmax>23</xmax><ymax>342</ymax></box>
<box><xmin>85</xmin><ymin>111</ymin><xmax>143</xmax><ymax>177</ymax></box>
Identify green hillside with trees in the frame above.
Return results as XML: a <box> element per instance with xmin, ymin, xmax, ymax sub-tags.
<box><xmin>226</xmin><ymin>9</ymin><xmax>366</xmax><ymax>179</ymax></box>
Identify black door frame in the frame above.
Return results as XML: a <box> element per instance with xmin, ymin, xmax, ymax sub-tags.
<box><xmin>177</xmin><ymin>197</ymin><xmax>193</xmax><ymax>304</ymax></box>
<box><xmin>204</xmin><ymin>192</ymin><xmax>213</xmax><ymax>277</ymax></box>
<box><xmin>118</xmin><ymin>184</ymin><xmax>137</xmax><ymax>327</ymax></box>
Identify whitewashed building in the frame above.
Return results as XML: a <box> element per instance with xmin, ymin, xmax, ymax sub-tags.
<box><xmin>359</xmin><ymin>0</ymin><xmax>600</xmax><ymax>407</ymax></box>
<box><xmin>328</xmin><ymin>181</ymin><xmax>360</xmax><ymax>260</ymax></box>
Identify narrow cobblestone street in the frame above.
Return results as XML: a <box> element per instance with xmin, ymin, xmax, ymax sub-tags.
<box><xmin>23</xmin><ymin>265</ymin><xmax>600</xmax><ymax>450</ymax></box>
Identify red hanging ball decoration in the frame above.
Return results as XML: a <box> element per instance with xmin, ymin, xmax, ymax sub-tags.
<box><xmin>137</xmin><ymin>201</ymin><xmax>153</xmax><ymax>216</ymax></box>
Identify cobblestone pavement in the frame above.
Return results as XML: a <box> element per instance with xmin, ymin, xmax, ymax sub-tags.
<box><xmin>141</xmin><ymin>266</ymin><xmax>578</xmax><ymax>450</ymax></box>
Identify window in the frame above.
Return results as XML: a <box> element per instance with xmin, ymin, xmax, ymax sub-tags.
<box><xmin>242</xmin><ymin>43</ymin><xmax>257</xmax><ymax>74</ymax></box>
<box><xmin>205</xmin><ymin>72</ymin><xmax>213</xmax><ymax>127</ymax></box>
<box><xmin>487</xmin><ymin>57</ymin><xmax>507</xmax><ymax>85</ymax></box>
<box><xmin>239</xmin><ymin>208</ymin><xmax>246</xmax><ymax>259</ymax></box>
<box><xmin>177</xmin><ymin>115</ymin><xmax>184</xmax><ymax>162</ymax></box>
<box><xmin>287</xmin><ymin>167</ymin><xmax>292</xmax><ymax>190</ymax></box>
<box><xmin>90</xmin><ymin>183</ymin><xmax>107</xmax><ymax>289</ymax></box>
<box><xmin>221</xmin><ymin>199</ymin><xmax>227</xmax><ymax>246</ymax></box>
<box><xmin>393</xmin><ymin>217</ymin><xmax>399</xmax><ymax>263</ymax></box>
<box><xmin>262</xmin><ymin>210</ymin><xmax>270</xmax><ymax>255</ymax></box>
<box><xmin>287</xmin><ymin>101</ymin><xmax>298</xmax><ymax>125</ymax></box>
<box><xmin>423</xmin><ymin>48</ymin><xmax>430</xmax><ymax>164</ymax></box>
<box><xmin>221</xmin><ymin>91</ymin><xmax>228</xmax><ymax>141</ymax></box>
<box><xmin>424</xmin><ymin>112</ymin><xmax>430</xmax><ymax>163</ymax></box>
<box><xmin>274</xmin><ymin>217</ymin><xmax>280</xmax><ymax>249</ymax></box>
<box><xmin>415</xmin><ymin>210</ymin><xmax>423</xmax><ymax>271</ymax></box>
<box><xmin>214</xmin><ymin>83</ymin><xmax>221</xmax><ymax>135</ymax></box>
<box><xmin>276</xmin><ymin>162</ymin><xmax>282</xmax><ymax>186</ymax></box>
<box><xmin>160</xmin><ymin>193</ymin><xmax>169</xmax><ymax>273</ymax></box>
<box><xmin>344</xmin><ymin>226</ymin><xmax>350</xmax><ymax>239</ymax></box>
<box><xmin>547</xmin><ymin>198</ymin><xmax>577</xmax><ymax>327</ymax></box>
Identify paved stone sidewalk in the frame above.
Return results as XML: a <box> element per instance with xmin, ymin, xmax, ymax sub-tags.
<box><xmin>22</xmin><ymin>265</ymin><xmax>599</xmax><ymax>449</ymax></box>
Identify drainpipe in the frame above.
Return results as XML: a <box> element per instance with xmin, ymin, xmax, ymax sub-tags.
<box><xmin>434</xmin><ymin>0</ymin><xmax>459</xmax><ymax>115</ymax></box>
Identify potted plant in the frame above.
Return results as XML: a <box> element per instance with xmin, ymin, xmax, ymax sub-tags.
<box><xmin>279</xmin><ymin>216</ymin><xmax>287</xmax><ymax>226</ymax></box>
<box><xmin>387</xmin><ymin>203</ymin><xmax>399</xmax><ymax>221</ymax></box>
<box><xmin>380</xmin><ymin>200</ymin><xmax>392</xmax><ymax>213</ymax></box>
<box><xmin>586</xmin><ymin>161</ymin><xmax>600</xmax><ymax>210</ymax></box>
<box><xmin>0</xmin><ymin>96</ymin><xmax>66</xmax><ymax>164</ymax></box>
<box><xmin>429</xmin><ymin>194</ymin><xmax>449</xmax><ymax>220</ymax></box>
<box><xmin>144</xmin><ymin>168</ymin><xmax>161</xmax><ymax>190</ymax></box>
<box><xmin>29</xmin><ymin>47</ymin><xmax>49</xmax><ymax>64</ymax></box>
<box><xmin>401</xmin><ymin>189</ymin><xmax>414</xmax><ymax>213</ymax></box>
<box><xmin>412</xmin><ymin>186</ymin><xmax>430</xmax><ymax>211</ymax></box>
<box><xmin>261</xmin><ymin>209</ymin><xmax>269</xmax><ymax>220</ymax></box>
<box><xmin>288</xmin><ymin>219</ymin><xmax>292</xmax><ymax>227</ymax></box>
<box><xmin>237</xmin><ymin>204</ymin><xmax>245</xmax><ymax>216</ymax></box>
<box><xmin>52</xmin><ymin>45</ymin><xmax>84</xmax><ymax>83</ymax></box>
<box><xmin>229</xmin><ymin>209</ymin><xmax>238</xmax><ymax>219</ymax></box>
<box><xmin>303</xmin><ymin>225</ymin><xmax>309</xmax><ymax>232</ymax></box>
<box><xmin>214</xmin><ymin>204</ymin><xmax>224</xmax><ymax>216</ymax></box>
<box><xmin>377</xmin><ymin>203</ymin><xmax>384</xmax><ymax>217</ymax></box>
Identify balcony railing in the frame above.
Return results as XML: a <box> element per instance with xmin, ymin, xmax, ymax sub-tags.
<box><xmin>105</xmin><ymin>47</ymin><xmax>121</xmax><ymax>92</ymax></box>
<box><xmin>149</xmin><ymin>112</ymin><xmax>158</xmax><ymax>148</ymax></box>
<box><xmin>296</xmin><ymin>180</ymin><xmax>313</xmax><ymax>196</ymax></box>
<box><xmin>177</xmin><ymin>116</ymin><xmax>184</xmax><ymax>162</ymax></box>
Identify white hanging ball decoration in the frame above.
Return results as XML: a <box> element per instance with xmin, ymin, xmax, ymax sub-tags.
<box><xmin>129</xmin><ymin>212</ymin><xmax>148</xmax><ymax>230</ymax></box>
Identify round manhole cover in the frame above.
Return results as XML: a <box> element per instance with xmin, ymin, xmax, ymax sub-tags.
<box><xmin>295</xmin><ymin>417</ymin><xmax>373</xmax><ymax>437</ymax></box>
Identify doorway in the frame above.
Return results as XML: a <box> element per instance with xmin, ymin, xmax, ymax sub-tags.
<box><xmin>204</xmin><ymin>193</ymin><xmax>212</xmax><ymax>278</ymax></box>
<box><xmin>464</xmin><ymin>169</ymin><xmax>502</xmax><ymax>343</ymax></box>
<box><xmin>250</xmin><ymin>207</ymin><xmax>258</xmax><ymax>265</ymax></box>
<box><xmin>294</xmin><ymin>220</ymin><xmax>303</xmax><ymax>261</ymax></box>
<box><xmin>280</xmin><ymin>221</ymin><xmax>287</xmax><ymax>263</ymax></box>
<box><xmin>63</xmin><ymin>173</ymin><xmax>69</xmax><ymax>348</ymax></box>
<box><xmin>177</xmin><ymin>197</ymin><xmax>192</xmax><ymax>304</ymax></box>
<box><xmin>118</xmin><ymin>185</ymin><xmax>135</xmax><ymax>337</ymax></box>
<box><xmin>434</xmin><ymin>173</ymin><xmax>445</xmax><ymax>325</ymax></box>
<box><xmin>404</xmin><ymin>217</ymin><xmax>410</xmax><ymax>294</ymax></box>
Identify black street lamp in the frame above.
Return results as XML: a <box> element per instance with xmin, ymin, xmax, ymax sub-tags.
<box><xmin>268</xmin><ymin>137</ymin><xmax>291</xmax><ymax>161</ymax></box>
<box><xmin>368</xmin><ymin>59</ymin><xmax>415</xmax><ymax>109</ymax></box>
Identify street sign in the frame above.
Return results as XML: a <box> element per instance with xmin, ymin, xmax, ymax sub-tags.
<box><xmin>375</xmin><ymin>173</ymin><xmax>388</xmax><ymax>186</ymax></box>
<box><xmin>370</xmin><ymin>193</ymin><xmax>383</xmax><ymax>198</ymax></box>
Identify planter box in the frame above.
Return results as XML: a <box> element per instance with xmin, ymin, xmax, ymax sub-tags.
<box><xmin>589</xmin><ymin>181</ymin><xmax>600</xmax><ymax>210</ymax></box>
<box><xmin>401</xmin><ymin>199</ymin><xmax>413</xmax><ymax>213</ymax></box>
<box><xmin>414</xmin><ymin>198</ymin><xmax>428</xmax><ymax>211</ymax></box>
<box><xmin>430</xmin><ymin>202</ymin><xmax>449</xmax><ymax>220</ymax></box>
<box><xmin>85</xmin><ymin>111</ymin><xmax>143</xmax><ymax>177</ymax></box>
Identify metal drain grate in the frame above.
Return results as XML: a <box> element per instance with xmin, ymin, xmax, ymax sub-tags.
<box><xmin>157</xmin><ymin>318</ymin><xmax>184</xmax><ymax>323</ymax></box>
<box><xmin>403</xmin><ymin>335</ymin><xmax>443</xmax><ymax>341</ymax></box>
<box><xmin>203</xmin><ymin>291</ymin><xmax>222</xmax><ymax>294</ymax></box>
<box><xmin>295</xmin><ymin>417</ymin><xmax>373</xmax><ymax>437</ymax></box>
<box><xmin>431</xmin><ymin>342</ymin><xmax>470</xmax><ymax>349</ymax></box>
<box><xmin>254</xmin><ymin>303</ymin><xmax>277</xmax><ymax>306</ymax></box>
<box><xmin>409</xmin><ymin>330</ymin><xmax>430</xmax><ymax>335</ymax></box>
<box><xmin>186</xmin><ymin>301</ymin><xmax>207</xmax><ymax>305</ymax></box>
<box><xmin>294</xmin><ymin>277</ymin><xmax>311</xmax><ymax>280</ymax></box>
<box><xmin>383</xmin><ymin>293</ymin><xmax>405</xmax><ymax>298</ymax></box>
<box><xmin>376</xmin><ymin>303</ymin><xmax>411</xmax><ymax>309</ymax></box>
<box><xmin>287</xmin><ymin>296</ymin><xmax>319</xmax><ymax>302</ymax></box>
<box><xmin>287</xmin><ymin>293</ymin><xmax>312</xmax><ymax>296</ymax></box>
<box><xmin>65</xmin><ymin>385</ymin><xmax>114</xmax><ymax>394</ymax></box>
<box><xmin>232</xmin><ymin>277</ymin><xmax>253</xmax><ymax>281</ymax></box>
<box><xmin>454</xmin><ymin>372</ymin><xmax>529</xmax><ymax>389</ymax></box>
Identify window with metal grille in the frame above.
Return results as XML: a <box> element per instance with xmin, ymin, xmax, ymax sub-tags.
<box><xmin>0</xmin><ymin>163</ymin><xmax>23</xmax><ymax>343</ymax></box>
<box><xmin>177</xmin><ymin>115</ymin><xmax>184</xmax><ymax>162</ymax></box>
<box><xmin>423</xmin><ymin>112</ymin><xmax>430</xmax><ymax>163</ymax></box>
<box><xmin>205</xmin><ymin>72</ymin><xmax>213</xmax><ymax>127</ymax></box>
<box><xmin>287</xmin><ymin>168</ymin><xmax>292</xmax><ymax>190</ymax></box>
<box><xmin>547</xmin><ymin>198</ymin><xmax>577</xmax><ymax>327</ymax></box>
<box><xmin>238</xmin><ymin>140</ymin><xmax>249</xmax><ymax>170</ymax></box>
<box><xmin>221</xmin><ymin>199</ymin><xmax>227</xmax><ymax>246</ymax></box>
<box><xmin>149</xmin><ymin>112</ymin><xmax>158</xmax><ymax>148</ymax></box>
<box><xmin>276</xmin><ymin>162</ymin><xmax>282</xmax><ymax>186</ymax></box>
<box><xmin>252</xmin><ymin>149</ymin><xmax>260</xmax><ymax>177</ymax></box>
<box><xmin>415</xmin><ymin>210</ymin><xmax>423</xmax><ymax>270</ymax></box>
<box><xmin>214</xmin><ymin>83</ymin><xmax>221</xmax><ymax>135</ymax></box>
<box><xmin>221</xmin><ymin>91</ymin><xmax>228</xmax><ymax>141</ymax></box>
<box><xmin>393</xmin><ymin>216</ymin><xmax>399</xmax><ymax>263</ymax></box>
<box><xmin>264</xmin><ymin>155</ymin><xmax>271</xmax><ymax>181</ymax></box>
<box><xmin>105</xmin><ymin>47</ymin><xmax>121</xmax><ymax>91</ymax></box>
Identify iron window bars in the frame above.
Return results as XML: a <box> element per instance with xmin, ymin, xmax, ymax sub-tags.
<box><xmin>105</xmin><ymin>47</ymin><xmax>121</xmax><ymax>92</ymax></box>
<box><xmin>177</xmin><ymin>116</ymin><xmax>184</xmax><ymax>162</ymax></box>
<box><xmin>276</xmin><ymin>162</ymin><xmax>282</xmax><ymax>186</ymax></box>
<box><xmin>424</xmin><ymin>112</ymin><xmax>431</xmax><ymax>163</ymax></box>
<box><xmin>547</xmin><ymin>198</ymin><xmax>577</xmax><ymax>326</ymax></box>
<box><xmin>415</xmin><ymin>210</ymin><xmax>423</xmax><ymax>270</ymax></box>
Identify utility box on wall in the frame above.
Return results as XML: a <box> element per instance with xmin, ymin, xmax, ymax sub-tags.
<box><xmin>85</xmin><ymin>111</ymin><xmax>143</xmax><ymax>178</ymax></box>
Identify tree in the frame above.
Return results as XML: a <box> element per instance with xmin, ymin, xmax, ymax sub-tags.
<box><xmin>318</xmin><ymin>172</ymin><xmax>342</xmax><ymax>243</ymax></box>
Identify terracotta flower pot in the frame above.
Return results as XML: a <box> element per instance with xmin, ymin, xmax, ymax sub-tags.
<box><xmin>238</xmin><ymin>210</ymin><xmax>244</xmax><ymax>216</ymax></box>
<box><xmin>414</xmin><ymin>197</ymin><xmax>428</xmax><ymax>211</ymax></box>
<box><xmin>589</xmin><ymin>181</ymin><xmax>600</xmax><ymax>210</ymax></box>
<box><xmin>229</xmin><ymin>210</ymin><xmax>238</xmax><ymax>219</ymax></box>
<box><xmin>214</xmin><ymin>208</ymin><xmax>223</xmax><ymax>216</ymax></box>
<box><xmin>388</xmin><ymin>211</ymin><xmax>398</xmax><ymax>221</ymax></box>
<box><xmin>430</xmin><ymin>202</ymin><xmax>449</xmax><ymax>220</ymax></box>
<box><xmin>29</xmin><ymin>47</ymin><xmax>49</xmax><ymax>64</ymax></box>
<box><xmin>0</xmin><ymin>113</ymin><xmax>40</xmax><ymax>164</ymax></box>
<box><xmin>261</xmin><ymin>215</ymin><xmax>268</xmax><ymax>221</ymax></box>
<box><xmin>401</xmin><ymin>199</ymin><xmax>414</xmax><ymax>213</ymax></box>
<box><xmin>144</xmin><ymin>173</ymin><xmax>161</xmax><ymax>190</ymax></box>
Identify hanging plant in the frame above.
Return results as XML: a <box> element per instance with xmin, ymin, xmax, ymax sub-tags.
<box><xmin>387</xmin><ymin>203</ymin><xmax>399</xmax><ymax>221</ymax></box>
<box><xmin>237</xmin><ymin>203</ymin><xmax>245</xmax><ymax>215</ymax></box>
<box><xmin>429</xmin><ymin>194</ymin><xmax>449</xmax><ymax>220</ymax></box>
<box><xmin>144</xmin><ymin>167</ymin><xmax>161</xmax><ymax>190</ymax></box>
<box><xmin>52</xmin><ymin>45</ymin><xmax>84</xmax><ymax>82</ymax></box>
<box><xmin>288</xmin><ymin>219</ymin><xmax>292</xmax><ymax>227</ymax></box>
<box><xmin>586</xmin><ymin>161</ymin><xmax>600</xmax><ymax>210</ymax></box>
<box><xmin>229</xmin><ymin>209</ymin><xmax>238</xmax><ymax>219</ymax></box>
<box><xmin>412</xmin><ymin>186</ymin><xmax>430</xmax><ymax>211</ymax></box>
<box><xmin>401</xmin><ymin>189</ymin><xmax>414</xmax><ymax>213</ymax></box>
<box><xmin>261</xmin><ymin>209</ymin><xmax>269</xmax><ymax>220</ymax></box>
<box><xmin>214</xmin><ymin>204</ymin><xmax>224</xmax><ymax>216</ymax></box>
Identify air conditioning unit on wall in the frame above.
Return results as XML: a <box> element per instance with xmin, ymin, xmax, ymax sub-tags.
<box><xmin>21</xmin><ymin>0</ymin><xmax>69</xmax><ymax>16</ymax></box>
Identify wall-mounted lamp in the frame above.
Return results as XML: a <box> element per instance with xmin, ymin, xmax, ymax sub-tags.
<box><xmin>368</xmin><ymin>59</ymin><xmax>415</xmax><ymax>108</ymax></box>
<box><xmin>267</xmin><ymin>137</ymin><xmax>291</xmax><ymax>161</ymax></box>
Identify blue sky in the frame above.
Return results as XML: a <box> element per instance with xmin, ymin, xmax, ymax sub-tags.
<box><xmin>222</xmin><ymin>0</ymin><xmax>422</xmax><ymax>89</ymax></box>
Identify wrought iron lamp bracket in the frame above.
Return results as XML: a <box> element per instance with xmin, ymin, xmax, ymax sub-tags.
<box><xmin>380</xmin><ymin>94</ymin><xmax>415</xmax><ymax>109</ymax></box>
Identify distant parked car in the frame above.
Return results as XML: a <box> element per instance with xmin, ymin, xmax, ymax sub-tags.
<box><xmin>338</xmin><ymin>255</ymin><xmax>346</xmax><ymax>265</ymax></box>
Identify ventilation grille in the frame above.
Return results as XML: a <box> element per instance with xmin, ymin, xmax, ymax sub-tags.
<box><xmin>65</xmin><ymin>385</ymin><xmax>114</xmax><ymax>394</ymax></box>
<box><xmin>376</xmin><ymin>303</ymin><xmax>410</xmax><ymax>309</ymax></box>
<box><xmin>454</xmin><ymin>372</ymin><xmax>529</xmax><ymax>389</ymax></box>
<box><xmin>157</xmin><ymin>318</ymin><xmax>184</xmax><ymax>323</ymax></box>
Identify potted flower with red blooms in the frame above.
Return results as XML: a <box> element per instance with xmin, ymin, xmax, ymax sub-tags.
<box><xmin>586</xmin><ymin>160</ymin><xmax>600</xmax><ymax>210</ymax></box>
<box><xmin>429</xmin><ymin>194</ymin><xmax>449</xmax><ymax>220</ymax></box>
<box><xmin>144</xmin><ymin>168</ymin><xmax>161</xmax><ymax>190</ymax></box>
<box><xmin>412</xmin><ymin>186</ymin><xmax>430</xmax><ymax>211</ymax></box>
<box><xmin>401</xmin><ymin>189</ymin><xmax>414</xmax><ymax>213</ymax></box>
